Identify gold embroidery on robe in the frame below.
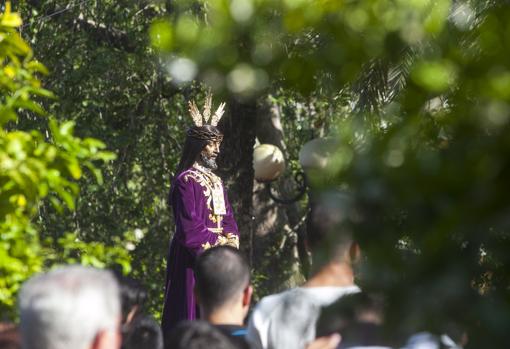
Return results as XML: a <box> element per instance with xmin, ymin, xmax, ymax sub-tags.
<box><xmin>184</xmin><ymin>170</ymin><xmax>214</xmax><ymax>211</ymax></box>
<box><xmin>201</xmin><ymin>233</ymin><xmax>240</xmax><ymax>251</ymax></box>
<box><xmin>184</xmin><ymin>164</ymin><xmax>237</xmax><ymax>251</ymax></box>
<box><xmin>184</xmin><ymin>165</ymin><xmax>227</xmax><ymax>228</ymax></box>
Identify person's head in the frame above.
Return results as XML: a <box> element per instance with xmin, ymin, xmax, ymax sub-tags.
<box><xmin>194</xmin><ymin>246</ymin><xmax>252</xmax><ymax>322</ymax></box>
<box><xmin>164</xmin><ymin>320</ymin><xmax>236</xmax><ymax>349</ymax></box>
<box><xmin>175</xmin><ymin>125</ymin><xmax>223</xmax><ymax>175</ymax></box>
<box><xmin>111</xmin><ymin>270</ymin><xmax>147</xmax><ymax>326</ymax></box>
<box><xmin>316</xmin><ymin>292</ymin><xmax>391</xmax><ymax>348</ymax></box>
<box><xmin>121</xmin><ymin>315</ymin><xmax>163</xmax><ymax>349</ymax></box>
<box><xmin>19</xmin><ymin>266</ymin><xmax>121</xmax><ymax>349</ymax></box>
<box><xmin>307</xmin><ymin>190</ymin><xmax>360</xmax><ymax>269</ymax></box>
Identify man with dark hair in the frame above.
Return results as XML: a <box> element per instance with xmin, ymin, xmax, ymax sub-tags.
<box><xmin>194</xmin><ymin>246</ymin><xmax>252</xmax><ymax>348</ymax></box>
<box><xmin>112</xmin><ymin>272</ymin><xmax>162</xmax><ymax>349</ymax></box>
<box><xmin>246</xmin><ymin>191</ymin><xmax>361</xmax><ymax>349</ymax></box>
<box><xmin>112</xmin><ymin>270</ymin><xmax>148</xmax><ymax>327</ymax></box>
<box><xmin>161</xmin><ymin>92</ymin><xmax>240</xmax><ymax>334</ymax></box>
<box><xmin>122</xmin><ymin>316</ymin><xmax>163</xmax><ymax>349</ymax></box>
<box><xmin>316</xmin><ymin>292</ymin><xmax>393</xmax><ymax>349</ymax></box>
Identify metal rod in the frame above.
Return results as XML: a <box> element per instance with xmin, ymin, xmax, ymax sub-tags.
<box><xmin>265</xmin><ymin>171</ymin><xmax>308</xmax><ymax>205</ymax></box>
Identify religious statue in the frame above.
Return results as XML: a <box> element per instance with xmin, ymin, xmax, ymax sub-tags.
<box><xmin>161</xmin><ymin>92</ymin><xmax>239</xmax><ymax>334</ymax></box>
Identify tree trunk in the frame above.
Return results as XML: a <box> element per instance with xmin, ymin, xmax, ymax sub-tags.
<box><xmin>250</xmin><ymin>97</ymin><xmax>309</xmax><ymax>297</ymax></box>
<box><xmin>218</xmin><ymin>96</ymin><xmax>309</xmax><ymax>299</ymax></box>
<box><xmin>218</xmin><ymin>98</ymin><xmax>257</xmax><ymax>264</ymax></box>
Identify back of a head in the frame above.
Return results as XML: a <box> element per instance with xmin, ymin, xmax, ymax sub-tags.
<box><xmin>194</xmin><ymin>246</ymin><xmax>250</xmax><ymax>312</ymax></box>
<box><xmin>112</xmin><ymin>270</ymin><xmax>147</xmax><ymax>324</ymax></box>
<box><xmin>308</xmin><ymin>190</ymin><xmax>355</xmax><ymax>264</ymax></box>
<box><xmin>121</xmin><ymin>315</ymin><xmax>162</xmax><ymax>349</ymax></box>
<box><xmin>19</xmin><ymin>266</ymin><xmax>120</xmax><ymax>349</ymax></box>
<box><xmin>164</xmin><ymin>320</ymin><xmax>236</xmax><ymax>349</ymax></box>
<box><xmin>316</xmin><ymin>293</ymin><xmax>392</xmax><ymax>348</ymax></box>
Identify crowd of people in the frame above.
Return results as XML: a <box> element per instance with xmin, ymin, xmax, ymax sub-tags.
<box><xmin>0</xmin><ymin>191</ymin><xmax>466</xmax><ymax>349</ymax></box>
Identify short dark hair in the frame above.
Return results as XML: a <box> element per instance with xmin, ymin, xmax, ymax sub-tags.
<box><xmin>307</xmin><ymin>190</ymin><xmax>354</xmax><ymax>257</ymax></box>
<box><xmin>165</xmin><ymin>320</ymin><xmax>236</xmax><ymax>349</ymax></box>
<box><xmin>122</xmin><ymin>315</ymin><xmax>163</xmax><ymax>349</ymax></box>
<box><xmin>316</xmin><ymin>293</ymin><xmax>392</xmax><ymax>348</ymax></box>
<box><xmin>112</xmin><ymin>270</ymin><xmax>147</xmax><ymax>324</ymax></box>
<box><xmin>194</xmin><ymin>246</ymin><xmax>250</xmax><ymax>312</ymax></box>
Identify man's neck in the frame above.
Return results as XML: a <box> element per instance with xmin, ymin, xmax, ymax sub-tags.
<box><xmin>202</xmin><ymin>306</ymin><xmax>245</xmax><ymax>326</ymax></box>
<box><xmin>303</xmin><ymin>261</ymin><xmax>355</xmax><ymax>288</ymax></box>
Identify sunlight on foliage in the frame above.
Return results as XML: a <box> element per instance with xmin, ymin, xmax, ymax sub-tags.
<box><xmin>0</xmin><ymin>3</ymin><xmax>125</xmax><ymax>319</ymax></box>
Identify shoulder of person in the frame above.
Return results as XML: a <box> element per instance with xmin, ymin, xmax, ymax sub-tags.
<box><xmin>250</xmin><ymin>288</ymin><xmax>313</xmax><ymax>321</ymax></box>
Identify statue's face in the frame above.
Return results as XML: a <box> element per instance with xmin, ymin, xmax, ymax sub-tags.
<box><xmin>200</xmin><ymin>140</ymin><xmax>221</xmax><ymax>169</ymax></box>
<box><xmin>203</xmin><ymin>140</ymin><xmax>221</xmax><ymax>158</ymax></box>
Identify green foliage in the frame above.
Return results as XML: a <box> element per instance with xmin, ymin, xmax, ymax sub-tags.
<box><xmin>152</xmin><ymin>0</ymin><xmax>509</xmax><ymax>346</ymax></box>
<box><xmin>151</xmin><ymin>0</ymin><xmax>452</xmax><ymax>96</ymax></box>
<box><xmin>0</xmin><ymin>3</ymin><xmax>125</xmax><ymax>319</ymax></box>
<box><xmin>17</xmin><ymin>0</ymin><xmax>185</xmax><ymax>319</ymax></box>
<box><xmin>11</xmin><ymin>1</ymin><xmax>510</xmax><ymax>345</ymax></box>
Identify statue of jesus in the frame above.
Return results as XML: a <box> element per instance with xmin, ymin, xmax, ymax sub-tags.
<box><xmin>161</xmin><ymin>92</ymin><xmax>239</xmax><ymax>334</ymax></box>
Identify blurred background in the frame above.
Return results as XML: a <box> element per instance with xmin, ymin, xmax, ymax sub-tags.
<box><xmin>2</xmin><ymin>0</ymin><xmax>509</xmax><ymax>347</ymax></box>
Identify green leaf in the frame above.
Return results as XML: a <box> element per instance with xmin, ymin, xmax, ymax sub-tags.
<box><xmin>55</xmin><ymin>188</ymin><xmax>75</xmax><ymax>211</ymax></box>
<box><xmin>0</xmin><ymin>107</ymin><xmax>18</xmax><ymax>125</ymax></box>
<box><xmin>411</xmin><ymin>60</ymin><xmax>457</xmax><ymax>92</ymax></box>
<box><xmin>49</xmin><ymin>196</ymin><xmax>64</xmax><ymax>214</ymax></box>
<box><xmin>66</xmin><ymin>160</ymin><xmax>82</xmax><ymax>180</ymax></box>
<box><xmin>12</xmin><ymin>99</ymin><xmax>45</xmax><ymax>115</ymax></box>
<box><xmin>25</xmin><ymin>61</ymin><xmax>49</xmax><ymax>75</ymax></box>
<box><xmin>0</xmin><ymin>12</ymin><xmax>22</xmax><ymax>28</ymax></box>
<box><xmin>150</xmin><ymin>20</ymin><xmax>174</xmax><ymax>51</ymax></box>
<box><xmin>29</xmin><ymin>87</ymin><xmax>55</xmax><ymax>99</ymax></box>
<box><xmin>59</xmin><ymin>121</ymin><xmax>75</xmax><ymax>136</ymax></box>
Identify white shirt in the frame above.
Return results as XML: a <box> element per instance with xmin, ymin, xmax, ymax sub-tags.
<box><xmin>246</xmin><ymin>285</ymin><xmax>361</xmax><ymax>349</ymax></box>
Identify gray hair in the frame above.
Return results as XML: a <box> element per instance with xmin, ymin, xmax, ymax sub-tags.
<box><xmin>19</xmin><ymin>265</ymin><xmax>120</xmax><ymax>349</ymax></box>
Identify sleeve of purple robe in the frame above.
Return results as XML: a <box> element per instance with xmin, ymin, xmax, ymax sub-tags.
<box><xmin>173</xmin><ymin>176</ymin><xmax>221</xmax><ymax>256</ymax></box>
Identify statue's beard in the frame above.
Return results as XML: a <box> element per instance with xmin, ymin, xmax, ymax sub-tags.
<box><xmin>199</xmin><ymin>153</ymin><xmax>218</xmax><ymax>170</ymax></box>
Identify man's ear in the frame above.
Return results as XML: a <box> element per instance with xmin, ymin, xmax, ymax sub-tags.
<box><xmin>349</xmin><ymin>242</ymin><xmax>361</xmax><ymax>263</ymax></box>
<box><xmin>242</xmin><ymin>285</ymin><xmax>253</xmax><ymax>308</ymax></box>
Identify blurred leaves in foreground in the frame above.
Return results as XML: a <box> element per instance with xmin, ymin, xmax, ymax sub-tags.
<box><xmin>0</xmin><ymin>3</ymin><xmax>129</xmax><ymax>319</ymax></box>
<box><xmin>152</xmin><ymin>0</ymin><xmax>510</xmax><ymax>346</ymax></box>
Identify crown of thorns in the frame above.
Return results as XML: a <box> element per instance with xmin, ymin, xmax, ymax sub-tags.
<box><xmin>188</xmin><ymin>91</ymin><xmax>226</xmax><ymax>127</ymax></box>
<box><xmin>186</xmin><ymin>127</ymin><xmax>223</xmax><ymax>142</ymax></box>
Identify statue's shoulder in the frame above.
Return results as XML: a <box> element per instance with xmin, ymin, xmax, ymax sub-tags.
<box><xmin>178</xmin><ymin>168</ymin><xmax>205</xmax><ymax>185</ymax></box>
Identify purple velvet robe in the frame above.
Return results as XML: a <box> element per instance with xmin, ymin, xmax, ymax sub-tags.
<box><xmin>161</xmin><ymin>166</ymin><xmax>239</xmax><ymax>335</ymax></box>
